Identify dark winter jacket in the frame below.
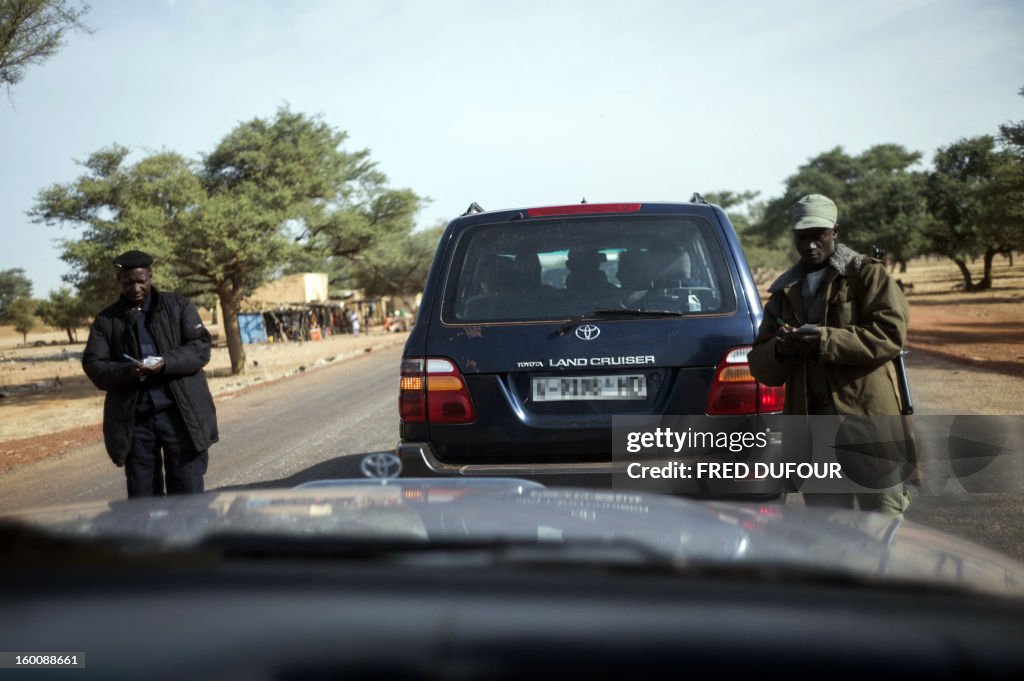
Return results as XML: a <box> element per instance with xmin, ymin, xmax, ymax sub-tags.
<box><xmin>82</xmin><ymin>287</ymin><xmax>218</xmax><ymax>465</ymax></box>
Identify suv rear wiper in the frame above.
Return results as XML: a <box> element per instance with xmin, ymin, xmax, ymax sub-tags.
<box><xmin>556</xmin><ymin>308</ymin><xmax>688</xmax><ymax>336</ymax></box>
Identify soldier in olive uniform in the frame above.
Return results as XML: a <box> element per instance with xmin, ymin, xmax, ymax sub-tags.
<box><xmin>748</xmin><ymin>195</ymin><xmax>911</xmax><ymax>515</ymax></box>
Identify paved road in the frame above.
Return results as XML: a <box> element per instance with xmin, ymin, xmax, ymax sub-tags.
<box><xmin>0</xmin><ymin>344</ymin><xmax>1021</xmax><ymax>559</ymax></box>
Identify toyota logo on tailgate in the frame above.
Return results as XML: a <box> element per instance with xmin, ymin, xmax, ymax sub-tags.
<box><xmin>575</xmin><ymin>324</ymin><xmax>601</xmax><ymax>341</ymax></box>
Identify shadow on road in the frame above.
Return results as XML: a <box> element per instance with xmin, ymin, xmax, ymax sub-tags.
<box><xmin>212</xmin><ymin>454</ymin><xmax>370</xmax><ymax>491</ymax></box>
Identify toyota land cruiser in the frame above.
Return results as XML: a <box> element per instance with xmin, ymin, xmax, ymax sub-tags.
<box><xmin>398</xmin><ymin>198</ymin><xmax>785</xmax><ymax>495</ymax></box>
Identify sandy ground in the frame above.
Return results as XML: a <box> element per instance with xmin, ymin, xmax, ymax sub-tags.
<box><xmin>900</xmin><ymin>259</ymin><xmax>1024</xmax><ymax>377</ymax></box>
<box><xmin>1</xmin><ymin>257</ymin><xmax>1022</xmax><ymax>473</ymax></box>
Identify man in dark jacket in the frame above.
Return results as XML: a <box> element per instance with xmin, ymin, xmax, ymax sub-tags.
<box><xmin>83</xmin><ymin>250</ymin><xmax>218</xmax><ymax>497</ymax></box>
<box><xmin>748</xmin><ymin>195</ymin><xmax>911</xmax><ymax>515</ymax></box>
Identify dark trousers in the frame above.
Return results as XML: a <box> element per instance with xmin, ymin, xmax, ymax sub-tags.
<box><xmin>126</xmin><ymin>408</ymin><xmax>209</xmax><ymax>498</ymax></box>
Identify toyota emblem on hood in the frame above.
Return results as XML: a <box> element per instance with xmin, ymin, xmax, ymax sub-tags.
<box><xmin>360</xmin><ymin>452</ymin><xmax>403</xmax><ymax>479</ymax></box>
<box><xmin>575</xmin><ymin>324</ymin><xmax>601</xmax><ymax>341</ymax></box>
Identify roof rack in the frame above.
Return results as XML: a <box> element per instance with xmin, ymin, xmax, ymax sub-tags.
<box><xmin>690</xmin><ymin>192</ymin><xmax>707</xmax><ymax>204</ymax></box>
<box><xmin>462</xmin><ymin>202</ymin><xmax>485</xmax><ymax>216</ymax></box>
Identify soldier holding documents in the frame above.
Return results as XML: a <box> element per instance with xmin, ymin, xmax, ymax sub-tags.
<box><xmin>748</xmin><ymin>195</ymin><xmax>911</xmax><ymax>514</ymax></box>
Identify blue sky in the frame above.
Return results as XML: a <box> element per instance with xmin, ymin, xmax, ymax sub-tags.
<box><xmin>1</xmin><ymin>0</ymin><xmax>1022</xmax><ymax>295</ymax></box>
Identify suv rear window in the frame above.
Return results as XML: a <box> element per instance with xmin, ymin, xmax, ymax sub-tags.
<box><xmin>444</xmin><ymin>215</ymin><xmax>736</xmax><ymax>323</ymax></box>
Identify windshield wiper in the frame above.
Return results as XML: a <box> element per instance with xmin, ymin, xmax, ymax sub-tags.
<box><xmin>556</xmin><ymin>308</ymin><xmax>688</xmax><ymax>336</ymax></box>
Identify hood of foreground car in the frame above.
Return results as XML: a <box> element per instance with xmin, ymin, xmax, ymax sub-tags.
<box><xmin>2</xmin><ymin>478</ymin><xmax>1021</xmax><ymax>599</ymax></box>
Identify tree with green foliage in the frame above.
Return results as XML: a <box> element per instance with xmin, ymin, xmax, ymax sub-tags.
<box><xmin>925</xmin><ymin>135</ymin><xmax>1018</xmax><ymax>291</ymax></box>
<box><xmin>7</xmin><ymin>295</ymin><xmax>37</xmax><ymax>344</ymax></box>
<box><xmin>34</xmin><ymin>146</ymin><xmax>201</xmax><ymax>313</ymax></box>
<box><xmin>36</xmin><ymin>286</ymin><xmax>88</xmax><ymax>342</ymax></box>
<box><xmin>33</xmin><ymin>107</ymin><xmax>424</xmax><ymax>375</ymax></box>
<box><xmin>704</xmin><ymin>190</ymin><xmax>791</xmax><ymax>282</ymax></box>
<box><xmin>182</xmin><ymin>108</ymin><xmax>401</xmax><ymax>373</ymax></box>
<box><xmin>339</xmin><ymin>224</ymin><xmax>444</xmax><ymax>297</ymax></box>
<box><xmin>993</xmin><ymin>85</ymin><xmax>1024</xmax><ymax>266</ymax></box>
<box><xmin>294</xmin><ymin>155</ymin><xmax>428</xmax><ymax>295</ymax></box>
<box><xmin>843</xmin><ymin>145</ymin><xmax>931</xmax><ymax>271</ymax></box>
<box><xmin>0</xmin><ymin>267</ymin><xmax>33</xmax><ymax>322</ymax></box>
<box><xmin>704</xmin><ymin>190</ymin><xmax>761</xmax><ymax>232</ymax></box>
<box><xmin>999</xmin><ymin>86</ymin><xmax>1024</xmax><ymax>149</ymax></box>
<box><xmin>0</xmin><ymin>0</ymin><xmax>91</xmax><ymax>93</ymax></box>
<box><xmin>750</xmin><ymin>145</ymin><xmax>930</xmax><ymax>271</ymax></box>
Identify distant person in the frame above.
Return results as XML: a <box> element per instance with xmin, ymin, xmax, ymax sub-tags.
<box><xmin>82</xmin><ymin>250</ymin><xmax>218</xmax><ymax>498</ymax></box>
<box><xmin>564</xmin><ymin>248</ymin><xmax>619</xmax><ymax>308</ymax></box>
<box><xmin>748</xmin><ymin>195</ymin><xmax>911</xmax><ymax>515</ymax></box>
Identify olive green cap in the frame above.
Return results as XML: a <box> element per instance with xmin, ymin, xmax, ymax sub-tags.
<box><xmin>791</xmin><ymin>194</ymin><xmax>838</xmax><ymax>230</ymax></box>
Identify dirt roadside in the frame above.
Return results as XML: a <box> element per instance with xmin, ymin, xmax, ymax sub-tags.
<box><xmin>898</xmin><ymin>258</ymin><xmax>1024</xmax><ymax>379</ymax></box>
<box><xmin>0</xmin><ymin>331</ymin><xmax>409</xmax><ymax>474</ymax></box>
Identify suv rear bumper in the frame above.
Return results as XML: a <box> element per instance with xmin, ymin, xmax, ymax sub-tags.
<box><xmin>397</xmin><ymin>441</ymin><xmax>617</xmax><ymax>487</ymax></box>
<box><xmin>397</xmin><ymin>441</ymin><xmax>787</xmax><ymax>498</ymax></box>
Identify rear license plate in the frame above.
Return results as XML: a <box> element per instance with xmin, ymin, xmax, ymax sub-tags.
<box><xmin>532</xmin><ymin>374</ymin><xmax>647</xmax><ymax>401</ymax></box>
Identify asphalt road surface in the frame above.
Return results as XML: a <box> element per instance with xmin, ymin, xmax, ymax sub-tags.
<box><xmin>0</xmin><ymin>345</ymin><xmax>1021</xmax><ymax>559</ymax></box>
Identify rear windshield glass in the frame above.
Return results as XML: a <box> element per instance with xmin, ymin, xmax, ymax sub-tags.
<box><xmin>443</xmin><ymin>215</ymin><xmax>737</xmax><ymax>323</ymax></box>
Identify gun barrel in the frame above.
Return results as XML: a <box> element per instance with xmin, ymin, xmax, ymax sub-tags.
<box><xmin>894</xmin><ymin>350</ymin><xmax>914</xmax><ymax>416</ymax></box>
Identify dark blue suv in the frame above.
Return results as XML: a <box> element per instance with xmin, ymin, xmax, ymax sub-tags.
<box><xmin>399</xmin><ymin>199</ymin><xmax>784</xmax><ymax>493</ymax></box>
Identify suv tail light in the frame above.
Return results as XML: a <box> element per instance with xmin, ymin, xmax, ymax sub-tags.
<box><xmin>400</xmin><ymin>357</ymin><xmax>477</xmax><ymax>424</ymax></box>
<box><xmin>706</xmin><ymin>347</ymin><xmax>785</xmax><ymax>415</ymax></box>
